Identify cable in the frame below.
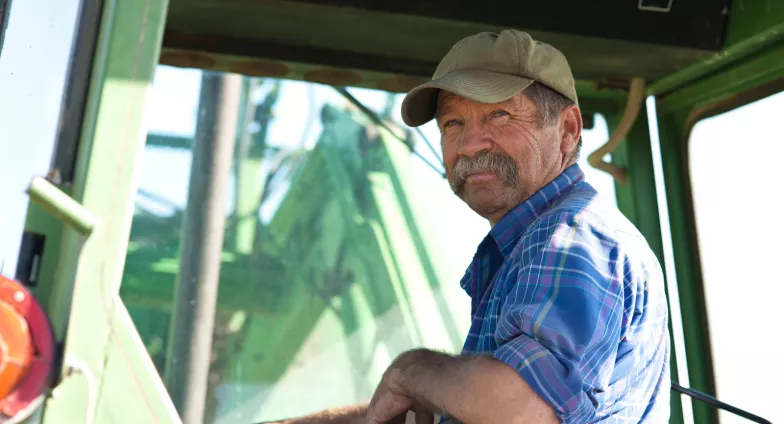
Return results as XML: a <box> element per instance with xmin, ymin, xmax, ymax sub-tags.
<box><xmin>414</xmin><ymin>126</ymin><xmax>443</xmax><ymax>170</ymax></box>
<box><xmin>672</xmin><ymin>383</ymin><xmax>772</xmax><ymax>424</ymax></box>
<box><xmin>53</xmin><ymin>354</ymin><xmax>97</xmax><ymax>424</ymax></box>
<box><xmin>333</xmin><ymin>87</ymin><xmax>446</xmax><ymax>179</ymax></box>
<box><xmin>587</xmin><ymin>76</ymin><xmax>646</xmax><ymax>184</ymax></box>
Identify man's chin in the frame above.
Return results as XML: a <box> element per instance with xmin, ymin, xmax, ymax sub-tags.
<box><xmin>460</xmin><ymin>187</ymin><xmax>514</xmax><ymax>220</ymax></box>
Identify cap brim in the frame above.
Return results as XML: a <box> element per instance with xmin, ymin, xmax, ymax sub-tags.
<box><xmin>400</xmin><ymin>69</ymin><xmax>534</xmax><ymax>127</ymax></box>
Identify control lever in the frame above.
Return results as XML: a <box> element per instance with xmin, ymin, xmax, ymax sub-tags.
<box><xmin>672</xmin><ymin>382</ymin><xmax>771</xmax><ymax>424</ymax></box>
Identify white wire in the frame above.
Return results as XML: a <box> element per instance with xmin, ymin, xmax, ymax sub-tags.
<box><xmin>58</xmin><ymin>354</ymin><xmax>97</xmax><ymax>424</ymax></box>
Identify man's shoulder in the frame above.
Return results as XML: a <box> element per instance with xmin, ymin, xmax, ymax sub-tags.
<box><xmin>535</xmin><ymin>181</ymin><xmax>648</xmax><ymax>246</ymax></box>
<box><xmin>519</xmin><ymin>181</ymin><xmax>662</xmax><ymax>275</ymax></box>
<box><xmin>506</xmin><ymin>180</ymin><xmax>671</xmax><ymax>424</ymax></box>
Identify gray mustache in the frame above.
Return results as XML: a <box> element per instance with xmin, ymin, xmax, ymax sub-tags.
<box><xmin>449</xmin><ymin>151</ymin><xmax>518</xmax><ymax>194</ymax></box>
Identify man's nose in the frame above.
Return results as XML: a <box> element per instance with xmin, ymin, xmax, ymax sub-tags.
<box><xmin>457</xmin><ymin>122</ymin><xmax>493</xmax><ymax>157</ymax></box>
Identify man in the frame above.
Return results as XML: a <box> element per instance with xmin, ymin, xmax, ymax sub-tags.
<box><xmin>272</xmin><ymin>29</ymin><xmax>671</xmax><ymax>424</ymax></box>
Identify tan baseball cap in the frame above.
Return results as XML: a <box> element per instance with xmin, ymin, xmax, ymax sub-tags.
<box><xmin>400</xmin><ymin>29</ymin><xmax>578</xmax><ymax>127</ymax></box>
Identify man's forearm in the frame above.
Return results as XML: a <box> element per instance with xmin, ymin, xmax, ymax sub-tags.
<box><xmin>267</xmin><ymin>403</ymin><xmax>369</xmax><ymax>424</ymax></box>
<box><xmin>392</xmin><ymin>349</ymin><xmax>557</xmax><ymax>424</ymax></box>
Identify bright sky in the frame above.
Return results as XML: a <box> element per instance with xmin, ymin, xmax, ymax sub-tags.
<box><xmin>0</xmin><ymin>0</ymin><xmax>81</xmax><ymax>274</ymax></box>
<box><xmin>0</xmin><ymin>1</ymin><xmax>781</xmax><ymax>423</ymax></box>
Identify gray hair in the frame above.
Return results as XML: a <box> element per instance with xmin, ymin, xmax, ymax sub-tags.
<box><xmin>524</xmin><ymin>82</ymin><xmax>583</xmax><ymax>159</ymax></box>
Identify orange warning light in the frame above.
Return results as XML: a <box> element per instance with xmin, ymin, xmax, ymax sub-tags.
<box><xmin>0</xmin><ymin>275</ymin><xmax>54</xmax><ymax>420</ymax></box>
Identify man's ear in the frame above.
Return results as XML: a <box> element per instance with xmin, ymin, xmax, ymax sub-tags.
<box><xmin>560</xmin><ymin>105</ymin><xmax>582</xmax><ymax>155</ymax></box>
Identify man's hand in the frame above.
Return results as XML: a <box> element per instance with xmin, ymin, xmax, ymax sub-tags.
<box><xmin>367</xmin><ymin>362</ymin><xmax>435</xmax><ymax>424</ymax></box>
<box><xmin>367</xmin><ymin>368</ymin><xmax>412</xmax><ymax>424</ymax></box>
<box><xmin>366</xmin><ymin>348</ymin><xmax>557</xmax><ymax>424</ymax></box>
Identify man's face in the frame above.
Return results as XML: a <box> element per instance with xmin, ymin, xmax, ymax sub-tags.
<box><xmin>436</xmin><ymin>90</ymin><xmax>576</xmax><ymax>224</ymax></box>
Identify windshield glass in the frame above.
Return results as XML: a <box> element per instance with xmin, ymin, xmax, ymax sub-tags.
<box><xmin>121</xmin><ymin>65</ymin><xmax>615</xmax><ymax>423</ymax></box>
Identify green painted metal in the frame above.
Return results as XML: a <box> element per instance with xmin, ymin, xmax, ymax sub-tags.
<box><xmin>651</xmin><ymin>27</ymin><xmax>784</xmax><ymax>424</ymax></box>
<box><xmin>575</xmin><ymin>81</ymin><xmax>629</xmax><ymax>104</ymax></box>
<box><xmin>657</xmin><ymin>45</ymin><xmax>784</xmax><ymax>114</ymax></box>
<box><xmin>22</xmin><ymin>183</ymin><xmax>88</xmax><ymax>331</ymax></box>
<box><xmin>611</xmin><ymin>117</ymin><xmax>663</xmax><ymax>266</ymax></box>
<box><xmin>655</xmin><ymin>109</ymin><xmax>717</xmax><ymax>424</ymax></box>
<box><xmin>160</xmin><ymin>0</ymin><xmax>719</xmax><ymax>85</ymax></box>
<box><xmin>36</xmin><ymin>0</ymin><xmax>178</xmax><ymax>422</ymax></box>
<box><xmin>93</xmin><ymin>301</ymin><xmax>181</xmax><ymax>423</ymax></box>
<box><xmin>723</xmin><ymin>0</ymin><xmax>784</xmax><ymax>46</ymax></box>
<box><xmin>26</xmin><ymin>177</ymin><xmax>101</xmax><ymax>237</ymax></box>
<box><xmin>648</xmin><ymin>21</ymin><xmax>784</xmax><ymax>96</ymax></box>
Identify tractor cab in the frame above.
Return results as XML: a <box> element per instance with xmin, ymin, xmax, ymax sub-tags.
<box><xmin>0</xmin><ymin>0</ymin><xmax>781</xmax><ymax>423</ymax></box>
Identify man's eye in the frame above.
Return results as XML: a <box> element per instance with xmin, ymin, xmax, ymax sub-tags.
<box><xmin>491</xmin><ymin>110</ymin><xmax>509</xmax><ymax>118</ymax></box>
<box><xmin>444</xmin><ymin>119</ymin><xmax>462</xmax><ymax>128</ymax></box>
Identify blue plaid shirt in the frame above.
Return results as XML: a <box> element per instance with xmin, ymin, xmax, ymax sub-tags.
<box><xmin>458</xmin><ymin>164</ymin><xmax>670</xmax><ymax>423</ymax></box>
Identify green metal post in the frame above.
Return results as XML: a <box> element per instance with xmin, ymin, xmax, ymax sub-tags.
<box><xmin>647</xmin><ymin>27</ymin><xmax>784</xmax><ymax>422</ymax></box>
<box><xmin>656</xmin><ymin>110</ymin><xmax>717</xmax><ymax>424</ymax></box>
<box><xmin>647</xmin><ymin>22</ymin><xmax>784</xmax><ymax>96</ymax></box>
<box><xmin>165</xmin><ymin>72</ymin><xmax>242</xmax><ymax>424</ymax></box>
<box><xmin>38</xmin><ymin>0</ymin><xmax>179</xmax><ymax>422</ymax></box>
<box><xmin>657</xmin><ymin>45</ymin><xmax>784</xmax><ymax>115</ymax></box>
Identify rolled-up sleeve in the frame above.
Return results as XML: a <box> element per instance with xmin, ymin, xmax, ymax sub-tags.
<box><xmin>492</xmin><ymin>212</ymin><xmax>626</xmax><ymax>423</ymax></box>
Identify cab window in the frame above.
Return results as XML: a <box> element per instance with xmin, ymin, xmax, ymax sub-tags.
<box><xmin>688</xmin><ymin>90</ymin><xmax>784</xmax><ymax>424</ymax></box>
<box><xmin>122</xmin><ymin>65</ymin><xmax>615</xmax><ymax>422</ymax></box>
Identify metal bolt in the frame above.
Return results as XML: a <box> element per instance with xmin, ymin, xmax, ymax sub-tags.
<box><xmin>13</xmin><ymin>291</ymin><xmax>25</xmax><ymax>302</ymax></box>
